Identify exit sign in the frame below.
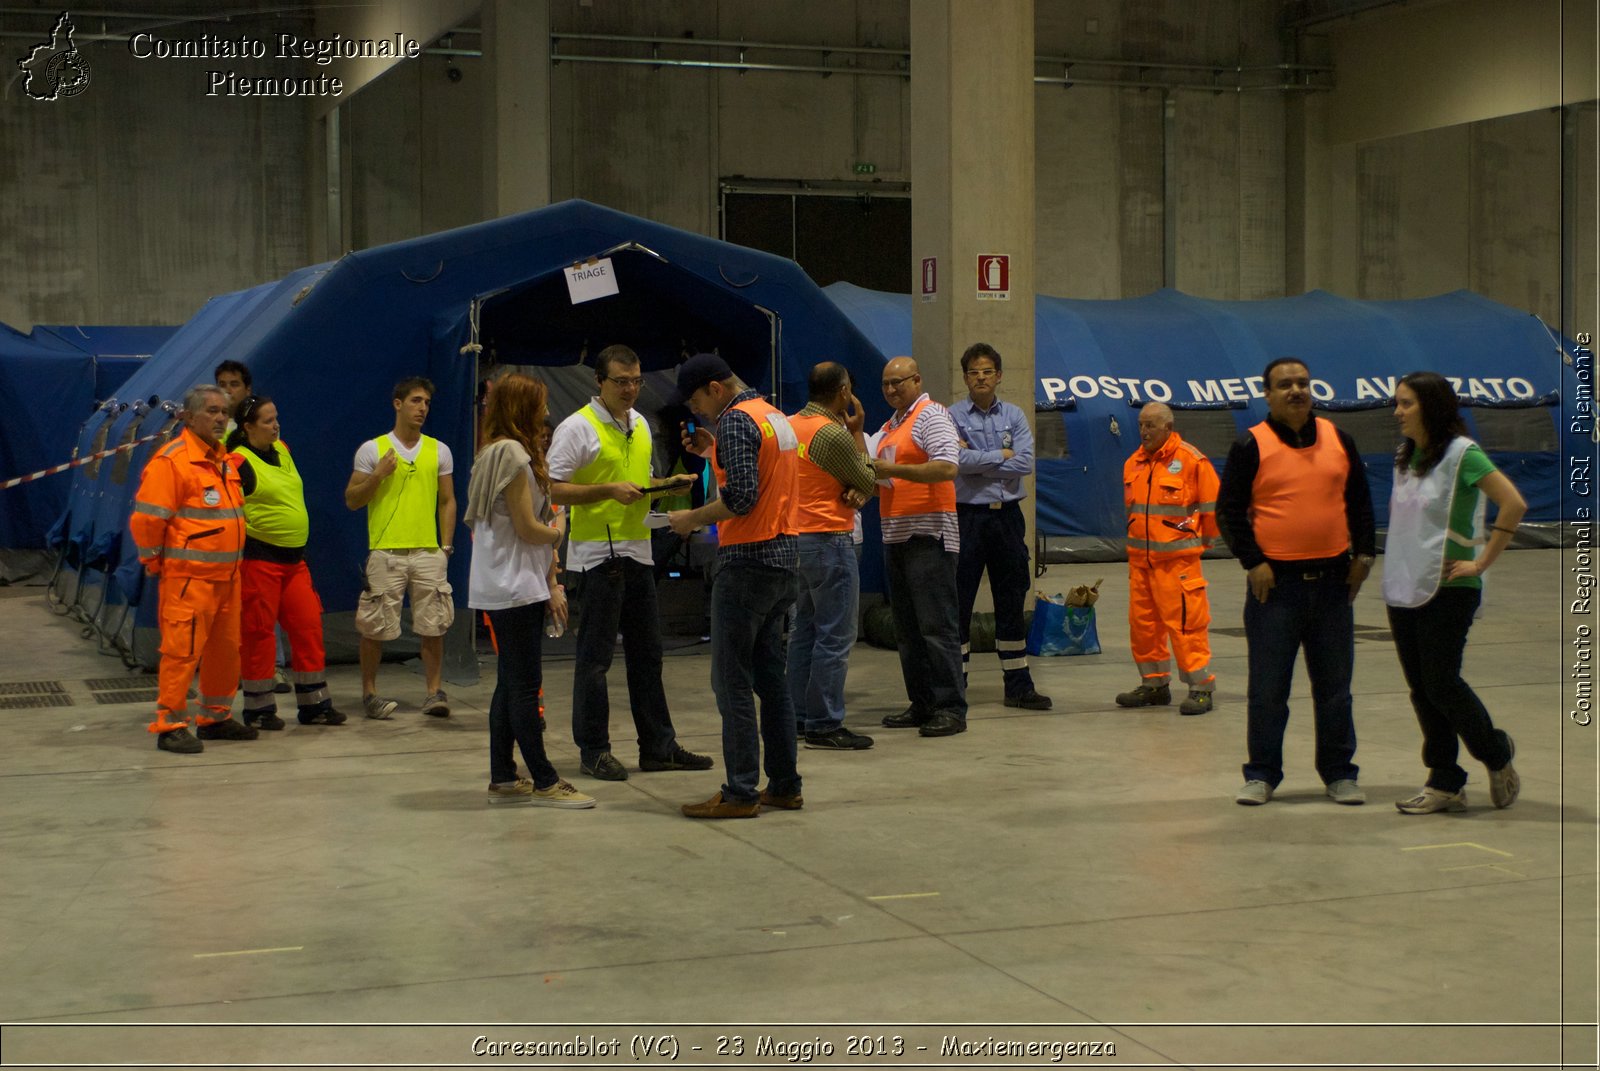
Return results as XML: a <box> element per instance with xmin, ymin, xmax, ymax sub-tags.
<box><xmin>853</xmin><ymin>162</ymin><xmax>876</xmax><ymax>175</ymax></box>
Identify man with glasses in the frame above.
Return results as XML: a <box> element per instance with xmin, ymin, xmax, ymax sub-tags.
<box><xmin>873</xmin><ymin>356</ymin><xmax>968</xmax><ymax>737</ymax></box>
<box><xmin>548</xmin><ymin>344</ymin><xmax>712</xmax><ymax>782</ymax></box>
<box><xmin>345</xmin><ymin>376</ymin><xmax>457</xmax><ymax>721</ymax></box>
<box><xmin>948</xmin><ymin>343</ymin><xmax>1051</xmax><ymax>711</ymax></box>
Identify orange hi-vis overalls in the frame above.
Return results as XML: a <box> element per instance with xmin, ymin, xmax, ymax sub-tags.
<box><xmin>1123</xmin><ymin>430</ymin><xmax>1220</xmax><ymax>691</ymax></box>
<box><xmin>130</xmin><ymin>427</ymin><xmax>246</xmax><ymax>733</ymax></box>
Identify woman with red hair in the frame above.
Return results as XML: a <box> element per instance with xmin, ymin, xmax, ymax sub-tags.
<box><xmin>465</xmin><ymin>373</ymin><xmax>593</xmax><ymax>808</ymax></box>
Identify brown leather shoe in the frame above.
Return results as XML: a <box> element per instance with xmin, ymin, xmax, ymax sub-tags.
<box><xmin>759</xmin><ymin>788</ymin><xmax>804</xmax><ymax>810</ymax></box>
<box><xmin>681</xmin><ymin>791</ymin><xmax>760</xmax><ymax>819</ymax></box>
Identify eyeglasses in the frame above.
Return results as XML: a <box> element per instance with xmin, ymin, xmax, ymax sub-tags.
<box><xmin>882</xmin><ymin>375</ymin><xmax>919</xmax><ymax>390</ymax></box>
<box><xmin>605</xmin><ymin>375</ymin><xmax>645</xmax><ymax>389</ymax></box>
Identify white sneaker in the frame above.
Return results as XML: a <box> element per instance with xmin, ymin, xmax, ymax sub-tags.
<box><xmin>1326</xmin><ymin>779</ymin><xmax>1366</xmax><ymax>805</ymax></box>
<box><xmin>1395</xmin><ymin>787</ymin><xmax>1468</xmax><ymax>814</ymax></box>
<box><xmin>421</xmin><ymin>691</ymin><xmax>450</xmax><ymax>718</ymax></box>
<box><xmin>1235</xmin><ymin>780</ymin><xmax>1273</xmax><ymax>806</ymax></box>
<box><xmin>1488</xmin><ymin>735</ymin><xmax>1519</xmax><ymax>809</ymax></box>
<box><xmin>530</xmin><ymin>779</ymin><xmax>596</xmax><ymax>809</ymax></box>
<box><xmin>363</xmin><ymin>694</ymin><xmax>397</xmax><ymax>720</ymax></box>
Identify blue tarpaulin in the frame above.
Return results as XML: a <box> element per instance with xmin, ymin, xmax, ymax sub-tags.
<box><xmin>0</xmin><ymin>321</ymin><xmax>174</xmax><ymax>549</ymax></box>
<box><xmin>824</xmin><ymin>283</ymin><xmax>1584</xmax><ymax>557</ymax></box>
<box><xmin>55</xmin><ymin>200</ymin><xmax>891</xmax><ymax>611</ymax></box>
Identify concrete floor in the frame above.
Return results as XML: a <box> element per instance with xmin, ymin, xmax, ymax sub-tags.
<box><xmin>0</xmin><ymin>549</ymin><xmax>1595</xmax><ymax>1069</ymax></box>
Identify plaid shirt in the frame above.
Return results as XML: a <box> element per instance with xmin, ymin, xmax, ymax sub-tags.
<box><xmin>714</xmin><ymin>388</ymin><xmax>797</xmax><ymax>569</ymax></box>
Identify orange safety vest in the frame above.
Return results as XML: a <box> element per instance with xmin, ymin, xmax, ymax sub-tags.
<box><xmin>709</xmin><ymin>397</ymin><xmax>799</xmax><ymax>547</ymax></box>
<box><xmin>1248</xmin><ymin>417</ymin><xmax>1351</xmax><ymax>561</ymax></box>
<box><xmin>130</xmin><ymin>426</ymin><xmax>246</xmax><ymax>579</ymax></box>
<box><xmin>788</xmin><ymin>411</ymin><xmax>854</xmax><ymax>534</ymax></box>
<box><xmin>877</xmin><ymin>397</ymin><xmax>956</xmax><ymax>518</ymax></box>
<box><xmin>1123</xmin><ymin>431</ymin><xmax>1220</xmax><ymax>561</ymax></box>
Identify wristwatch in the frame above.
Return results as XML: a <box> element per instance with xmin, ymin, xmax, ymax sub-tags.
<box><xmin>1355</xmin><ymin>554</ymin><xmax>1375</xmax><ymax>566</ymax></box>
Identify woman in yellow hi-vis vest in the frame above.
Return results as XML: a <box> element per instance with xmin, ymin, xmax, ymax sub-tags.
<box><xmin>227</xmin><ymin>395</ymin><xmax>346</xmax><ymax>729</ymax></box>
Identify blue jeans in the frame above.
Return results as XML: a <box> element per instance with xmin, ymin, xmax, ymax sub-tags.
<box><xmin>485</xmin><ymin>601</ymin><xmax>559</xmax><ymax>788</ymax></box>
<box><xmin>1388</xmin><ymin>587</ymin><xmax>1512</xmax><ymax>793</ymax></box>
<box><xmin>787</xmin><ymin>532</ymin><xmax>860</xmax><ymax>734</ymax></box>
<box><xmin>956</xmin><ymin>502</ymin><xmax>1037</xmax><ymax>697</ymax></box>
<box><xmin>885</xmin><ymin>535</ymin><xmax>967</xmax><ymax>721</ymax></box>
<box><xmin>711</xmin><ymin>557</ymin><xmax>800</xmax><ymax>803</ymax></box>
<box><xmin>570</xmin><ymin>557</ymin><xmax>677</xmax><ymax>765</ymax></box>
<box><xmin>1242</xmin><ymin>564</ymin><xmax>1359</xmax><ymax>788</ymax></box>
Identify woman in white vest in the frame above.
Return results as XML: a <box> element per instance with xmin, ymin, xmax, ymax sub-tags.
<box><xmin>464</xmin><ymin>373</ymin><xmax>594</xmax><ymax>808</ymax></box>
<box><xmin>227</xmin><ymin>396</ymin><xmax>346</xmax><ymax>728</ymax></box>
<box><xmin>1384</xmin><ymin>371</ymin><xmax>1527</xmax><ymax>814</ymax></box>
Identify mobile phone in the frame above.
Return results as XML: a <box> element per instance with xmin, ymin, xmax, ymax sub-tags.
<box><xmin>686</xmin><ymin>421</ymin><xmax>697</xmax><ymax>435</ymax></box>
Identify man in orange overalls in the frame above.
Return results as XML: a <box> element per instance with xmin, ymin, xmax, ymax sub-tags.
<box><xmin>1117</xmin><ymin>402</ymin><xmax>1220</xmax><ymax>716</ymax></box>
<box><xmin>130</xmin><ymin>384</ymin><xmax>255</xmax><ymax>754</ymax></box>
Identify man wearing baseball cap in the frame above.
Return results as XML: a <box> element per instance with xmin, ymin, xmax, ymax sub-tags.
<box><xmin>667</xmin><ymin>354</ymin><xmax>803</xmax><ymax>819</ymax></box>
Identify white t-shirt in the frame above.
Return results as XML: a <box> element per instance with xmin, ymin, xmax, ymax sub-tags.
<box><xmin>353</xmin><ymin>434</ymin><xmax>455</xmax><ymax>475</ymax></box>
<box><xmin>547</xmin><ymin>399</ymin><xmax>655</xmax><ymax>572</ymax></box>
<box><xmin>467</xmin><ymin>441</ymin><xmax>553</xmax><ymax>611</ymax></box>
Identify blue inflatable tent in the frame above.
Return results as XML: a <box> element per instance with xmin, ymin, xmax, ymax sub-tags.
<box><xmin>0</xmin><ymin>321</ymin><xmax>174</xmax><ymax>553</ymax></box>
<box><xmin>825</xmin><ymin>283</ymin><xmax>1586</xmax><ymax>560</ymax></box>
<box><xmin>50</xmin><ymin>200</ymin><xmax>890</xmax><ymax>659</ymax></box>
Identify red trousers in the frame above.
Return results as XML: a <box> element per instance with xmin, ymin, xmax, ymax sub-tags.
<box><xmin>240</xmin><ymin>558</ymin><xmax>328</xmax><ymax>712</ymax></box>
<box><xmin>151</xmin><ymin>574</ymin><xmax>241</xmax><ymax>732</ymax></box>
<box><xmin>1127</xmin><ymin>555</ymin><xmax>1215</xmax><ymax>690</ymax></box>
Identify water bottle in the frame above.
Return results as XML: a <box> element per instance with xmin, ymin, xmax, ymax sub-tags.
<box><xmin>546</xmin><ymin>616</ymin><xmax>564</xmax><ymax>638</ymax></box>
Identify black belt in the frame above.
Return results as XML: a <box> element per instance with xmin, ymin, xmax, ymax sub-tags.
<box><xmin>957</xmin><ymin>501</ymin><xmax>1021</xmax><ymax>512</ymax></box>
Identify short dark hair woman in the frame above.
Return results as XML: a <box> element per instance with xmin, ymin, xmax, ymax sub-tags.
<box><xmin>227</xmin><ymin>396</ymin><xmax>346</xmax><ymax>728</ymax></box>
<box><xmin>1383</xmin><ymin>371</ymin><xmax>1527</xmax><ymax>814</ymax></box>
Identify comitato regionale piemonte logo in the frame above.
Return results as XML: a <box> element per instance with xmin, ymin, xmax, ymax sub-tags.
<box><xmin>17</xmin><ymin>11</ymin><xmax>92</xmax><ymax>100</ymax></box>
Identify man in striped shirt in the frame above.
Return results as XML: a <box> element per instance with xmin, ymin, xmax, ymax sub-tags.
<box><xmin>872</xmin><ymin>357</ymin><xmax>968</xmax><ymax>738</ymax></box>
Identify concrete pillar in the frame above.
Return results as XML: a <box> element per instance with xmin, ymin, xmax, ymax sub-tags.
<box><xmin>481</xmin><ymin>0</ymin><xmax>551</xmax><ymax>218</ymax></box>
<box><xmin>909</xmin><ymin>0</ymin><xmax>1037</xmax><ymax>538</ymax></box>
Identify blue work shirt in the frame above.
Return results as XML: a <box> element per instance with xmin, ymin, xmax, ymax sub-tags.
<box><xmin>949</xmin><ymin>396</ymin><xmax>1034</xmax><ymax>506</ymax></box>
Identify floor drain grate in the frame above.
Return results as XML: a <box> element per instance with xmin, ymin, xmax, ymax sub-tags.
<box><xmin>0</xmin><ymin>693</ymin><xmax>74</xmax><ymax>709</ymax></box>
<box><xmin>0</xmin><ymin>680</ymin><xmax>67</xmax><ymax>696</ymax></box>
<box><xmin>93</xmin><ymin>691</ymin><xmax>159</xmax><ymax>705</ymax></box>
<box><xmin>85</xmin><ymin>677</ymin><xmax>155</xmax><ymax>691</ymax></box>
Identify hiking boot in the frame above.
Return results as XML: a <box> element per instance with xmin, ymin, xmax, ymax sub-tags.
<box><xmin>245</xmin><ymin>710</ymin><xmax>286</xmax><ymax>731</ymax></box>
<box><xmin>760</xmin><ymin>787</ymin><xmax>804</xmax><ymax>810</ymax></box>
<box><xmin>1178</xmin><ymin>690</ymin><xmax>1213</xmax><ymax>716</ymax></box>
<box><xmin>639</xmin><ymin>745</ymin><xmax>715</xmax><ymax>772</ymax></box>
<box><xmin>1235</xmin><ymin>780</ymin><xmax>1273</xmax><ymax>806</ymax></box>
<box><xmin>1488</xmin><ymin>735</ymin><xmax>1519</xmax><ymax>809</ymax></box>
<box><xmin>1396</xmin><ymin>786</ymin><xmax>1468</xmax><ymax>814</ymax></box>
<box><xmin>421</xmin><ymin>691</ymin><xmax>450</xmax><ymax>718</ymax></box>
<box><xmin>1003</xmin><ymin>690</ymin><xmax>1053</xmax><ymax>710</ymax></box>
<box><xmin>1116</xmin><ymin>683</ymin><xmax>1171</xmax><ymax>707</ymax></box>
<box><xmin>804</xmin><ymin>727</ymin><xmax>874</xmax><ymax>750</ymax></box>
<box><xmin>681</xmin><ymin>791</ymin><xmax>760</xmax><ymax>819</ymax></box>
<box><xmin>299</xmin><ymin>702</ymin><xmax>347</xmax><ymax>726</ymax></box>
<box><xmin>881</xmin><ymin>706</ymin><xmax>930</xmax><ymax>728</ymax></box>
<box><xmin>580</xmin><ymin>752</ymin><xmax>628</xmax><ymax>781</ymax></box>
<box><xmin>487</xmin><ymin>778</ymin><xmax>534</xmax><ymax>804</ymax></box>
<box><xmin>156</xmin><ymin>727</ymin><xmax>203</xmax><ymax>754</ymax></box>
<box><xmin>197</xmin><ymin>718</ymin><xmax>259</xmax><ymax>741</ymax></box>
<box><xmin>1325</xmin><ymin>779</ymin><xmax>1366</xmax><ymax>805</ymax></box>
<box><xmin>363</xmin><ymin>694</ymin><xmax>397</xmax><ymax>720</ymax></box>
<box><xmin>918</xmin><ymin>713</ymin><xmax>967</xmax><ymax>737</ymax></box>
<box><xmin>530</xmin><ymin>779</ymin><xmax>596</xmax><ymax>809</ymax></box>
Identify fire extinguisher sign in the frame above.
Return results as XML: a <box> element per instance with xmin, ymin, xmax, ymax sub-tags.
<box><xmin>976</xmin><ymin>254</ymin><xmax>1010</xmax><ymax>300</ymax></box>
<box><xmin>920</xmin><ymin>257</ymin><xmax>938</xmax><ymax>303</ymax></box>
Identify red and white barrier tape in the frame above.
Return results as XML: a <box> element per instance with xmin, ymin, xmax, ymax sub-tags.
<box><xmin>0</xmin><ymin>431</ymin><xmax>167</xmax><ymax>490</ymax></box>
